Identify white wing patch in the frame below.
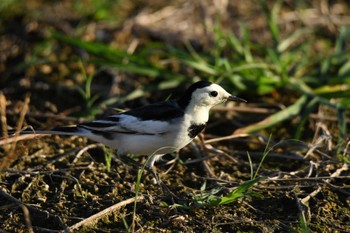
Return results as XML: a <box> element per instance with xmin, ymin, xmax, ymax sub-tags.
<box><xmin>118</xmin><ymin>115</ymin><xmax>171</xmax><ymax>135</ymax></box>
<box><xmin>79</xmin><ymin>114</ymin><xmax>172</xmax><ymax>135</ymax></box>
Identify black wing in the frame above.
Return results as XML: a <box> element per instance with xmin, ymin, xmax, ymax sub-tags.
<box><xmin>76</xmin><ymin>100</ymin><xmax>184</xmax><ymax>137</ymax></box>
<box><xmin>123</xmin><ymin>100</ymin><xmax>184</xmax><ymax>121</ymax></box>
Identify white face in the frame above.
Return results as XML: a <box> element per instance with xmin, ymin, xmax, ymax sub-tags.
<box><xmin>190</xmin><ymin>83</ymin><xmax>232</xmax><ymax>108</ymax></box>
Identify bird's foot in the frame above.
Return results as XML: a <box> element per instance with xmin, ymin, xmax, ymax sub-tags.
<box><xmin>149</xmin><ymin>168</ymin><xmax>182</xmax><ymax>204</ymax></box>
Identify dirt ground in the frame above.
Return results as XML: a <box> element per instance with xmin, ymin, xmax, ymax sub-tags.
<box><xmin>1</xmin><ymin>0</ymin><xmax>350</xmax><ymax>232</ymax></box>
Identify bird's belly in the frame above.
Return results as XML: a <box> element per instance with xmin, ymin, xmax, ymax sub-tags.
<box><xmin>113</xmin><ymin>132</ymin><xmax>192</xmax><ymax>155</ymax></box>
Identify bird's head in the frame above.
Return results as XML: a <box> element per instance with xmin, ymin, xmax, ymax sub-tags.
<box><xmin>178</xmin><ymin>81</ymin><xmax>246</xmax><ymax>110</ymax></box>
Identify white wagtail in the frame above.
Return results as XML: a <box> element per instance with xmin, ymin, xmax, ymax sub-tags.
<box><xmin>15</xmin><ymin>81</ymin><xmax>245</xmax><ymax>185</ymax></box>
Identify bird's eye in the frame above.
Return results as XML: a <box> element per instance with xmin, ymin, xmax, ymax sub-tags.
<box><xmin>209</xmin><ymin>91</ymin><xmax>218</xmax><ymax>97</ymax></box>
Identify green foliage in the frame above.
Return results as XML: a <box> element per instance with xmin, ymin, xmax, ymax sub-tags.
<box><xmin>207</xmin><ymin>177</ymin><xmax>266</xmax><ymax>206</ymax></box>
<box><xmin>0</xmin><ymin>0</ymin><xmax>23</xmax><ymax>19</ymax></box>
<box><xmin>52</xmin><ymin>32</ymin><xmax>181</xmax><ymax>79</ymax></box>
<box><xmin>75</xmin><ymin>62</ymin><xmax>100</xmax><ymax>114</ymax></box>
<box><xmin>298</xmin><ymin>211</ymin><xmax>311</xmax><ymax>233</ymax></box>
<box><xmin>192</xmin><ymin>135</ymin><xmax>271</xmax><ymax>207</ymax></box>
<box><xmin>50</xmin><ymin>1</ymin><xmax>350</xmax><ymax>143</ymax></box>
<box><xmin>190</xmin><ymin>176</ymin><xmax>265</xmax><ymax>207</ymax></box>
<box><xmin>104</xmin><ymin>148</ymin><xmax>113</xmax><ymax>172</ymax></box>
<box><xmin>72</xmin><ymin>0</ymin><xmax>123</xmax><ymax>21</ymax></box>
<box><xmin>252</xmin><ymin>134</ymin><xmax>273</xmax><ymax>179</ymax></box>
<box><xmin>71</xmin><ymin>175</ymin><xmax>86</xmax><ymax>199</ymax></box>
<box><xmin>177</xmin><ymin>3</ymin><xmax>350</xmax><ymax>138</ymax></box>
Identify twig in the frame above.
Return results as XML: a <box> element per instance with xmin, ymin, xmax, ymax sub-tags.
<box><xmin>204</xmin><ymin>144</ymin><xmax>239</xmax><ymax>163</ymax></box>
<box><xmin>0</xmin><ymin>94</ymin><xmax>30</xmax><ymax>170</ymax></box>
<box><xmin>213</xmin><ymin>105</ymin><xmax>278</xmax><ymax>114</ymax></box>
<box><xmin>183</xmin><ymin>154</ymin><xmax>218</xmax><ymax>165</ymax></box>
<box><xmin>69</xmin><ymin>196</ymin><xmax>145</xmax><ymax>231</ymax></box>
<box><xmin>5</xmin><ymin>110</ymin><xmax>80</xmax><ymax>122</ymax></box>
<box><xmin>72</xmin><ymin>143</ymin><xmax>104</xmax><ymax>163</ymax></box>
<box><xmin>191</xmin><ymin>173</ymin><xmax>240</xmax><ymax>186</ymax></box>
<box><xmin>293</xmin><ymin>191</ymin><xmax>310</xmax><ymax>225</ymax></box>
<box><xmin>305</xmin><ymin>122</ymin><xmax>332</xmax><ymax>159</ymax></box>
<box><xmin>309</xmin><ymin>113</ymin><xmax>350</xmax><ymax>123</ymax></box>
<box><xmin>301</xmin><ymin>163</ymin><xmax>349</xmax><ymax>205</ymax></box>
<box><xmin>268</xmin><ymin>175</ymin><xmax>350</xmax><ymax>182</ymax></box>
<box><xmin>234</xmin><ymin>151</ymin><xmax>305</xmax><ymax>161</ymax></box>
<box><xmin>0</xmin><ymin>188</ymin><xmax>69</xmax><ymax>232</ymax></box>
<box><xmin>183</xmin><ymin>144</ymin><xmax>237</xmax><ymax>165</ymax></box>
<box><xmin>190</xmin><ymin>141</ymin><xmax>216</xmax><ymax>178</ymax></box>
<box><xmin>343</xmin><ymin>140</ymin><xmax>350</xmax><ymax>159</ymax></box>
<box><xmin>204</xmin><ymin>133</ymin><xmax>249</xmax><ymax>144</ymax></box>
<box><xmin>0</xmin><ymin>134</ymin><xmax>46</xmax><ymax>146</ymax></box>
<box><xmin>0</xmin><ymin>92</ymin><xmax>8</xmax><ymax>138</ymax></box>
<box><xmin>21</xmin><ymin>204</ymin><xmax>34</xmax><ymax>233</ymax></box>
<box><xmin>160</xmin><ymin>151</ymin><xmax>179</xmax><ymax>175</ymax></box>
<box><xmin>259</xmin><ymin>184</ymin><xmax>316</xmax><ymax>191</ymax></box>
<box><xmin>323</xmin><ymin>181</ymin><xmax>350</xmax><ymax>195</ymax></box>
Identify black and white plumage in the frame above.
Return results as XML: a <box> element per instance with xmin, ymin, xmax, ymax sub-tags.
<box><xmin>17</xmin><ymin>81</ymin><xmax>245</xmax><ymax>169</ymax></box>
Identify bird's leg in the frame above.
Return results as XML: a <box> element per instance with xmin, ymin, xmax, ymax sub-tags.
<box><xmin>148</xmin><ymin>166</ymin><xmax>180</xmax><ymax>202</ymax></box>
<box><xmin>145</xmin><ymin>153</ymin><xmax>183</xmax><ymax>202</ymax></box>
<box><xmin>117</xmin><ymin>151</ymin><xmax>180</xmax><ymax>201</ymax></box>
<box><xmin>146</xmin><ymin>154</ymin><xmax>173</xmax><ymax>194</ymax></box>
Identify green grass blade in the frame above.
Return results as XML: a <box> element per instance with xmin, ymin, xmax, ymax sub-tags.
<box><xmin>335</xmin><ymin>26</ymin><xmax>350</xmax><ymax>54</ymax></box>
<box><xmin>91</xmin><ymin>59</ymin><xmax>166</xmax><ymax>77</ymax></box>
<box><xmin>253</xmin><ymin>134</ymin><xmax>272</xmax><ymax>179</ymax></box>
<box><xmin>236</xmin><ymin>95</ymin><xmax>308</xmax><ymax>134</ymax></box>
<box><xmin>208</xmin><ymin>176</ymin><xmax>266</xmax><ymax>206</ymax></box>
<box><xmin>52</xmin><ymin>32</ymin><xmax>178</xmax><ymax>78</ymax></box>
<box><xmin>52</xmin><ymin>32</ymin><xmax>130</xmax><ymax>60</ymax></box>
<box><xmin>258</xmin><ymin>0</ymin><xmax>282</xmax><ymax>47</ymax></box>
<box><xmin>181</xmin><ymin>59</ymin><xmax>218</xmax><ymax>75</ymax></box>
<box><xmin>337</xmin><ymin>108</ymin><xmax>347</xmax><ymax>142</ymax></box>
<box><xmin>247</xmin><ymin>151</ymin><xmax>254</xmax><ymax>180</ymax></box>
<box><xmin>278</xmin><ymin>28</ymin><xmax>314</xmax><ymax>52</ymax></box>
<box><xmin>294</xmin><ymin>97</ymin><xmax>319</xmax><ymax>139</ymax></box>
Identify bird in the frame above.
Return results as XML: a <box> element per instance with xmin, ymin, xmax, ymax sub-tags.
<box><xmin>10</xmin><ymin>81</ymin><xmax>245</xmax><ymax>187</ymax></box>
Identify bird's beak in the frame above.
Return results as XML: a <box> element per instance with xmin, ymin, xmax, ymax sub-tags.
<box><xmin>227</xmin><ymin>95</ymin><xmax>247</xmax><ymax>103</ymax></box>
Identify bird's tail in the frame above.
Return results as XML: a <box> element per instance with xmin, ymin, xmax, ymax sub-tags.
<box><xmin>0</xmin><ymin>126</ymin><xmax>88</xmax><ymax>145</ymax></box>
<box><xmin>40</xmin><ymin>126</ymin><xmax>84</xmax><ymax>135</ymax></box>
<box><xmin>5</xmin><ymin>126</ymin><xmax>85</xmax><ymax>138</ymax></box>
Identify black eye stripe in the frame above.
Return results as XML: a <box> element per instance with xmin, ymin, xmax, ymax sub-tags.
<box><xmin>209</xmin><ymin>91</ymin><xmax>218</xmax><ymax>97</ymax></box>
